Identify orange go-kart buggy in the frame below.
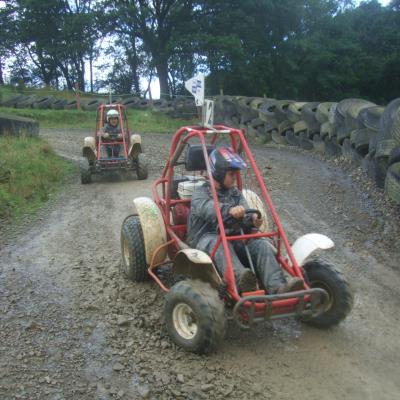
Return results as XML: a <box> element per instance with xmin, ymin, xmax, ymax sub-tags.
<box><xmin>120</xmin><ymin>124</ymin><xmax>353</xmax><ymax>354</ymax></box>
<box><xmin>80</xmin><ymin>103</ymin><xmax>148</xmax><ymax>183</ymax></box>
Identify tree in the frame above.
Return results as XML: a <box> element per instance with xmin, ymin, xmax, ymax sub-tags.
<box><xmin>2</xmin><ymin>0</ymin><xmax>100</xmax><ymax>90</ymax></box>
<box><xmin>0</xmin><ymin>5</ymin><xmax>15</xmax><ymax>84</ymax></box>
<box><xmin>107</xmin><ymin>0</ymin><xmax>196</xmax><ymax>98</ymax></box>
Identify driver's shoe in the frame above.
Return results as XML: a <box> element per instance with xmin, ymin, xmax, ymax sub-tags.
<box><xmin>239</xmin><ymin>270</ymin><xmax>258</xmax><ymax>293</ymax></box>
<box><xmin>276</xmin><ymin>277</ymin><xmax>304</xmax><ymax>294</ymax></box>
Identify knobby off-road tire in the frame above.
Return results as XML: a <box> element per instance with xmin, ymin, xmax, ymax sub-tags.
<box><xmin>302</xmin><ymin>260</ymin><xmax>353</xmax><ymax>328</ymax></box>
<box><xmin>120</xmin><ymin>215</ymin><xmax>149</xmax><ymax>282</ymax></box>
<box><xmin>136</xmin><ymin>153</ymin><xmax>148</xmax><ymax>180</ymax></box>
<box><xmin>164</xmin><ymin>279</ymin><xmax>226</xmax><ymax>354</ymax></box>
<box><xmin>80</xmin><ymin>158</ymin><xmax>92</xmax><ymax>184</ymax></box>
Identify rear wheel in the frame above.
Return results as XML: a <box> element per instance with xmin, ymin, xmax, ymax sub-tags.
<box><xmin>302</xmin><ymin>260</ymin><xmax>353</xmax><ymax>328</ymax></box>
<box><xmin>120</xmin><ymin>215</ymin><xmax>149</xmax><ymax>281</ymax></box>
<box><xmin>136</xmin><ymin>153</ymin><xmax>148</xmax><ymax>180</ymax></box>
<box><xmin>164</xmin><ymin>279</ymin><xmax>226</xmax><ymax>354</ymax></box>
<box><xmin>80</xmin><ymin>158</ymin><xmax>92</xmax><ymax>184</ymax></box>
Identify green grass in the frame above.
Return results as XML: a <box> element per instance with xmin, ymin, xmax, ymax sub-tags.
<box><xmin>0</xmin><ymin>136</ymin><xmax>75</xmax><ymax>220</ymax></box>
<box><xmin>0</xmin><ymin>106</ymin><xmax>198</xmax><ymax>132</ymax></box>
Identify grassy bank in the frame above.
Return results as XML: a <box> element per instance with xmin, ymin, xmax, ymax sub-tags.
<box><xmin>0</xmin><ymin>106</ymin><xmax>197</xmax><ymax>133</ymax></box>
<box><xmin>0</xmin><ymin>136</ymin><xmax>74</xmax><ymax>220</ymax></box>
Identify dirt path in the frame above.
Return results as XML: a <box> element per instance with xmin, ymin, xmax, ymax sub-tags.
<box><xmin>1</xmin><ymin>128</ymin><xmax>399</xmax><ymax>400</ymax></box>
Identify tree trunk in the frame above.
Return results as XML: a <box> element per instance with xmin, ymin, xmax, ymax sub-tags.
<box><xmin>156</xmin><ymin>61</ymin><xmax>169</xmax><ymax>99</ymax></box>
<box><xmin>89</xmin><ymin>52</ymin><xmax>93</xmax><ymax>93</ymax></box>
<box><xmin>58</xmin><ymin>63</ymin><xmax>73</xmax><ymax>90</ymax></box>
<box><xmin>131</xmin><ymin>46</ymin><xmax>140</xmax><ymax>96</ymax></box>
<box><xmin>0</xmin><ymin>58</ymin><xmax>4</xmax><ymax>85</ymax></box>
<box><xmin>126</xmin><ymin>40</ymin><xmax>141</xmax><ymax>96</ymax></box>
<box><xmin>79</xmin><ymin>59</ymin><xmax>85</xmax><ymax>92</ymax></box>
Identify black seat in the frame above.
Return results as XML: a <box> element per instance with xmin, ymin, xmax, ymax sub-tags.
<box><xmin>185</xmin><ymin>144</ymin><xmax>215</xmax><ymax>171</ymax></box>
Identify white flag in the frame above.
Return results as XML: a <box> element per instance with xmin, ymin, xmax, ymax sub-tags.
<box><xmin>185</xmin><ymin>75</ymin><xmax>205</xmax><ymax>106</ymax></box>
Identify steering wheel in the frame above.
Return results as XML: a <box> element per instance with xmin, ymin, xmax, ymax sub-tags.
<box><xmin>222</xmin><ymin>208</ymin><xmax>262</xmax><ymax>231</ymax></box>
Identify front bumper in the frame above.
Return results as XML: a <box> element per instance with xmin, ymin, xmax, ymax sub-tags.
<box><xmin>92</xmin><ymin>157</ymin><xmax>136</xmax><ymax>172</ymax></box>
<box><xmin>232</xmin><ymin>288</ymin><xmax>328</xmax><ymax>329</ymax></box>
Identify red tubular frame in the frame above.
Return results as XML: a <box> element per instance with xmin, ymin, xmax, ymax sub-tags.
<box><xmin>151</xmin><ymin>125</ymin><xmax>309</xmax><ymax>311</ymax></box>
<box><xmin>95</xmin><ymin>104</ymin><xmax>129</xmax><ymax>161</ymax></box>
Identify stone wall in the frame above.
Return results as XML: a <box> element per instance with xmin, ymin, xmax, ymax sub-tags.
<box><xmin>0</xmin><ymin>113</ymin><xmax>39</xmax><ymax>137</ymax></box>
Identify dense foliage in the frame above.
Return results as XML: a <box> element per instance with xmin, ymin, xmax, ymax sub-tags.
<box><xmin>1</xmin><ymin>0</ymin><xmax>399</xmax><ymax>102</ymax></box>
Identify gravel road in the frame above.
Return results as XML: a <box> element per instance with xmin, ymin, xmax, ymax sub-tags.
<box><xmin>0</xmin><ymin>128</ymin><xmax>399</xmax><ymax>400</ymax></box>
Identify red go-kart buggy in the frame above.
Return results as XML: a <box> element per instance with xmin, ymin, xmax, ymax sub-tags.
<box><xmin>81</xmin><ymin>103</ymin><xmax>148</xmax><ymax>183</ymax></box>
<box><xmin>120</xmin><ymin>124</ymin><xmax>353</xmax><ymax>354</ymax></box>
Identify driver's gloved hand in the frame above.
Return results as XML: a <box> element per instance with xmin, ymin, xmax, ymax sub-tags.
<box><xmin>252</xmin><ymin>213</ymin><xmax>263</xmax><ymax>229</ymax></box>
<box><xmin>229</xmin><ymin>205</ymin><xmax>245</xmax><ymax>219</ymax></box>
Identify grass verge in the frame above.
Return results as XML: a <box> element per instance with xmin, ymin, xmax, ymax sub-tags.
<box><xmin>0</xmin><ymin>106</ymin><xmax>198</xmax><ymax>133</ymax></box>
<box><xmin>0</xmin><ymin>136</ymin><xmax>75</xmax><ymax>221</ymax></box>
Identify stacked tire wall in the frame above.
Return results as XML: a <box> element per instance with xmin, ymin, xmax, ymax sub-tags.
<box><xmin>0</xmin><ymin>94</ymin><xmax>198</xmax><ymax>119</ymax></box>
<box><xmin>213</xmin><ymin>95</ymin><xmax>400</xmax><ymax>205</ymax></box>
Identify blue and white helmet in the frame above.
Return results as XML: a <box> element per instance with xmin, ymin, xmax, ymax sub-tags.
<box><xmin>209</xmin><ymin>147</ymin><xmax>247</xmax><ymax>184</ymax></box>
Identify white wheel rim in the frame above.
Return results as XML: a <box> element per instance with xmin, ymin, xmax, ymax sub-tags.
<box><xmin>312</xmin><ymin>280</ymin><xmax>334</xmax><ymax>311</ymax></box>
<box><xmin>172</xmin><ymin>303</ymin><xmax>198</xmax><ymax>340</ymax></box>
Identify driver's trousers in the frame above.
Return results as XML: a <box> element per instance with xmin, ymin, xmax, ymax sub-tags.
<box><xmin>197</xmin><ymin>233</ymin><xmax>285</xmax><ymax>292</ymax></box>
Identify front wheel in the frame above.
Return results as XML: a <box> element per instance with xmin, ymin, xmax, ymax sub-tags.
<box><xmin>136</xmin><ymin>153</ymin><xmax>148</xmax><ymax>180</ymax></box>
<box><xmin>302</xmin><ymin>260</ymin><xmax>353</xmax><ymax>328</ymax></box>
<box><xmin>80</xmin><ymin>158</ymin><xmax>92</xmax><ymax>184</ymax></box>
<box><xmin>120</xmin><ymin>215</ymin><xmax>149</xmax><ymax>281</ymax></box>
<box><xmin>164</xmin><ymin>279</ymin><xmax>226</xmax><ymax>354</ymax></box>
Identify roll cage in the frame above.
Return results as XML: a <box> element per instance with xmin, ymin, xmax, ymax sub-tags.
<box><xmin>151</xmin><ymin>125</ymin><xmax>315</xmax><ymax>306</ymax></box>
<box><xmin>95</xmin><ymin>104</ymin><xmax>130</xmax><ymax>167</ymax></box>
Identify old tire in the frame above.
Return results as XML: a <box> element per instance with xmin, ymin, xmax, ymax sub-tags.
<box><xmin>388</xmin><ymin>147</ymin><xmax>400</xmax><ymax>167</ymax></box>
<box><xmin>80</xmin><ymin>159</ymin><xmax>92</xmax><ymax>184</ymax></box>
<box><xmin>299</xmin><ymin>131</ymin><xmax>314</xmax><ymax>150</ymax></box>
<box><xmin>33</xmin><ymin>96</ymin><xmax>54</xmax><ymax>109</ymax></box>
<box><xmin>82</xmin><ymin>99</ymin><xmax>103</xmax><ymax>111</ymax></box>
<box><xmin>385</xmin><ymin>162</ymin><xmax>400</xmax><ymax>204</ymax></box>
<box><xmin>164</xmin><ymin>279</ymin><xmax>226</xmax><ymax>354</ymax></box>
<box><xmin>313</xmin><ymin>134</ymin><xmax>325</xmax><ymax>154</ymax></box>
<box><xmin>302</xmin><ymin>260</ymin><xmax>353</xmax><ymax>328</ymax></box>
<box><xmin>120</xmin><ymin>215</ymin><xmax>149</xmax><ymax>281</ymax></box>
<box><xmin>285</xmin><ymin>130</ymin><xmax>300</xmax><ymax>146</ymax></box>
<box><xmin>136</xmin><ymin>153</ymin><xmax>148</xmax><ymax>180</ymax></box>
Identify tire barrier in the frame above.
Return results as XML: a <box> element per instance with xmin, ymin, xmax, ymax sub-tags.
<box><xmin>1</xmin><ymin>93</ymin><xmax>196</xmax><ymax>118</ymax></box>
<box><xmin>33</xmin><ymin>96</ymin><xmax>54</xmax><ymax>109</ymax></box>
<box><xmin>81</xmin><ymin>98</ymin><xmax>104</xmax><ymax>111</ymax></box>
<box><xmin>64</xmin><ymin>100</ymin><xmax>78</xmax><ymax>109</ymax></box>
<box><xmin>0</xmin><ymin>113</ymin><xmax>39</xmax><ymax>137</ymax></box>
<box><xmin>0</xmin><ymin>94</ymin><xmax>25</xmax><ymax>107</ymax></box>
<box><xmin>15</xmin><ymin>95</ymin><xmax>37</xmax><ymax>109</ymax></box>
<box><xmin>385</xmin><ymin>162</ymin><xmax>400</xmax><ymax>204</ymax></box>
<box><xmin>2</xmin><ymin>89</ymin><xmax>400</xmax><ymax>203</ymax></box>
<box><xmin>51</xmin><ymin>99</ymin><xmax>67</xmax><ymax>110</ymax></box>
<box><xmin>212</xmin><ymin>95</ymin><xmax>400</xmax><ymax>204</ymax></box>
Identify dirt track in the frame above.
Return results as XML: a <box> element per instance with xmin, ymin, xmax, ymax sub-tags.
<box><xmin>1</xmin><ymin>128</ymin><xmax>400</xmax><ymax>400</ymax></box>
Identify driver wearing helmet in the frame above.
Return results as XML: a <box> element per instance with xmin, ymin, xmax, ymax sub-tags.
<box><xmin>187</xmin><ymin>147</ymin><xmax>304</xmax><ymax>294</ymax></box>
<box><xmin>98</xmin><ymin>109</ymin><xmax>123</xmax><ymax>158</ymax></box>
